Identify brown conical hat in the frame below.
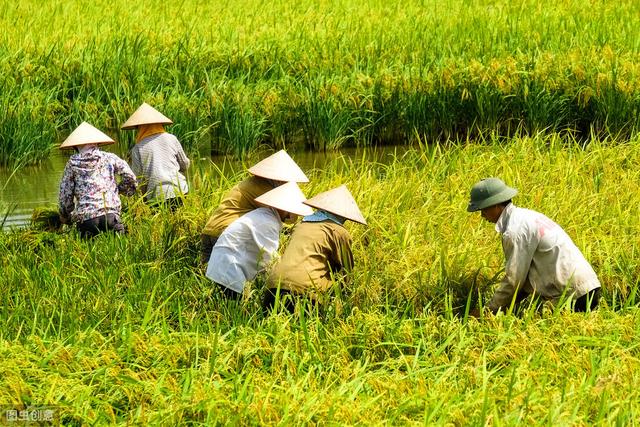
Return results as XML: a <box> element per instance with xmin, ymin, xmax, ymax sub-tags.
<box><xmin>255</xmin><ymin>182</ymin><xmax>314</xmax><ymax>217</ymax></box>
<box><xmin>59</xmin><ymin>122</ymin><xmax>115</xmax><ymax>149</ymax></box>
<box><xmin>303</xmin><ymin>185</ymin><xmax>367</xmax><ymax>225</ymax></box>
<box><xmin>248</xmin><ymin>150</ymin><xmax>309</xmax><ymax>183</ymax></box>
<box><xmin>121</xmin><ymin>103</ymin><xmax>173</xmax><ymax>129</ymax></box>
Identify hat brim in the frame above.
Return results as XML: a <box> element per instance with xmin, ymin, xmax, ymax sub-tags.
<box><xmin>121</xmin><ymin>103</ymin><xmax>173</xmax><ymax>129</ymax></box>
<box><xmin>60</xmin><ymin>140</ymin><xmax>114</xmax><ymax>150</ymax></box>
<box><xmin>247</xmin><ymin>150</ymin><xmax>309</xmax><ymax>183</ymax></box>
<box><xmin>59</xmin><ymin>122</ymin><xmax>116</xmax><ymax>149</ymax></box>
<box><xmin>254</xmin><ymin>182</ymin><xmax>314</xmax><ymax>217</ymax></box>
<box><xmin>467</xmin><ymin>187</ymin><xmax>518</xmax><ymax>212</ymax></box>
<box><xmin>303</xmin><ymin>185</ymin><xmax>367</xmax><ymax>225</ymax></box>
<box><xmin>121</xmin><ymin>119</ymin><xmax>172</xmax><ymax>130</ymax></box>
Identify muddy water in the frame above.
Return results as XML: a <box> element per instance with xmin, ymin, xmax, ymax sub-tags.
<box><xmin>0</xmin><ymin>145</ymin><xmax>409</xmax><ymax>230</ymax></box>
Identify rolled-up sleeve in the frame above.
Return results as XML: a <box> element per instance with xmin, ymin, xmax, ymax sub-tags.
<box><xmin>111</xmin><ymin>155</ymin><xmax>138</xmax><ymax>196</ymax></box>
<box><xmin>488</xmin><ymin>231</ymin><xmax>537</xmax><ymax>312</ymax></box>
<box><xmin>58</xmin><ymin>164</ymin><xmax>75</xmax><ymax>220</ymax></box>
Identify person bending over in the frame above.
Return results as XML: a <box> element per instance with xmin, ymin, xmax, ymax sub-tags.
<box><xmin>122</xmin><ymin>103</ymin><xmax>190</xmax><ymax>211</ymax></box>
<box><xmin>206</xmin><ymin>182</ymin><xmax>313</xmax><ymax>299</ymax></box>
<box><xmin>58</xmin><ymin>122</ymin><xmax>137</xmax><ymax>238</ymax></box>
<box><xmin>467</xmin><ymin>177</ymin><xmax>601</xmax><ymax>315</ymax></box>
<box><xmin>265</xmin><ymin>185</ymin><xmax>366</xmax><ymax>313</ymax></box>
<box><xmin>200</xmin><ymin>150</ymin><xmax>309</xmax><ymax>265</ymax></box>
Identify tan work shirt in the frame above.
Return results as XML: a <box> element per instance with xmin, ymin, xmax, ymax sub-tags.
<box><xmin>202</xmin><ymin>176</ymin><xmax>274</xmax><ymax>237</ymax></box>
<box><xmin>267</xmin><ymin>221</ymin><xmax>353</xmax><ymax>296</ymax></box>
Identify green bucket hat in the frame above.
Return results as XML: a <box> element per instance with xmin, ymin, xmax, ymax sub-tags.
<box><xmin>467</xmin><ymin>178</ymin><xmax>518</xmax><ymax>212</ymax></box>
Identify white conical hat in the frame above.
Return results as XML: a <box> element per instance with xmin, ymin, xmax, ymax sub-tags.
<box><xmin>59</xmin><ymin>122</ymin><xmax>115</xmax><ymax>149</ymax></box>
<box><xmin>248</xmin><ymin>150</ymin><xmax>309</xmax><ymax>183</ymax></box>
<box><xmin>255</xmin><ymin>182</ymin><xmax>314</xmax><ymax>217</ymax></box>
<box><xmin>121</xmin><ymin>103</ymin><xmax>173</xmax><ymax>129</ymax></box>
<box><xmin>303</xmin><ymin>185</ymin><xmax>367</xmax><ymax>225</ymax></box>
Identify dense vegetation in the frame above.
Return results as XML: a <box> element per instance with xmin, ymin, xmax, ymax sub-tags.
<box><xmin>2</xmin><ymin>139</ymin><xmax>640</xmax><ymax>423</ymax></box>
<box><xmin>2</xmin><ymin>0</ymin><xmax>640</xmax><ymax>166</ymax></box>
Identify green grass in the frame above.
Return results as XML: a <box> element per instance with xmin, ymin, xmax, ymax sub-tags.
<box><xmin>2</xmin><ymin>0</ymin><xmax>640</xmax><ymax>165</ymax></box>
<box><xmin>1</xmin><ymin>135</ymin><xmax>640</xmax><ymax>424</ymax></box>
<box><xmin>3</xmin><ymin>311</ymin><xmax>639</xmax><ymax>424</ymax></box>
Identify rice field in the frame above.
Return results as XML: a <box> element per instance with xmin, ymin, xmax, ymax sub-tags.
<box><xmin>2</xmin><ymin>137</ymin><xmax>640</xmax><ymax>424</ymax></box>
<box><xmin>3</xmin><ymin>0</ymin><xmax>640</xmax><ymax>423</ymax></box>
<box><xmin>2</xmin><ymin>0</ymin><xmax>640</xmax><ymax>166</ymax></box>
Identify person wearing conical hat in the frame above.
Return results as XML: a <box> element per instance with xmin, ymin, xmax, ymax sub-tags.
<box><xmin>58</xmin><ymin>122</ymin><xmax>137</xmax><ymax>238</ymax></box>
<box><xmin>122</xmin><ymin>103</ymin><xmax>190</xmax><ymax>211</ymax></box>
<box><xmin>264</xmin><ymin>184</ymin><xmax>366</xmax><ymax>313</ymax></box>
<box><xmin>200</xmin><ymin>150</ymin><xmax>309</xmax><ymax>265</ymax></box>
<box><xmin>467</xmin><ymin>178</ymin><xmax>601</xmax><ymax>315</ymax></box>
<box><xmin>206</xmin><ymin>182</ymin><xmax>313</xmax><ymax>299</ymax></box>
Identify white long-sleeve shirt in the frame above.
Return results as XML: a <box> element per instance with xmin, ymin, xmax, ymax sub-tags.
<box><xmin>206</xmin><ymin>207</ymin><xmax>282</xmax><ymax>294</ymax></box>
<box><xmin>489</xmin><ymin>204</ymin><xmax>600</xmax><ymax>312</ymax></box>
<box><xmin>130</xmin><ymin>132</ymin><xmax>190</xmax><ymax>201</ymax></box>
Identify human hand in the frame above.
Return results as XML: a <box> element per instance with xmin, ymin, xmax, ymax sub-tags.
<box><xmin>468</xmin><ymin>308</ymin><xmax>482</xmax><ymax>318</ymax></box>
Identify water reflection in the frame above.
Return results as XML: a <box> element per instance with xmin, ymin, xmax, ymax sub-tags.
<box><xmin>0</xmin><ymin>145</ymin><xmax>410</xmax><ymax>229</ymax></box>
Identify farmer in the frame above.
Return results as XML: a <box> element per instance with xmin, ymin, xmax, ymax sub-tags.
<box><xmin>467</xmin><ymin>177</ymin><xmax>601</xmax><ymax>314</ymax></box>
<box><xmin>122</xmin><ymin>103</ymin><xmax>190</xmax><ymax>211</ymax></box>
<box><xmin>200</xmin><ymin>150</ymin><xmax>309</xmax><ymax>265</ymax></box>
<box><xmin>58</xmin><ymin>122</ymin><xmax>137</xmax><ymax>238</ymax></box>
<box><xmin>264</xmin><ymin>184</ymin><xmax>366</xmax><ymax>313</ymax></box>
<box><xmin>205</xmin><ymin>182</ymin><xmax>313</xmax><ymax>299</ymax></box>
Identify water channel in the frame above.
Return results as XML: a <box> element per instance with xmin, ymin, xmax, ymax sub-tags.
<box><xmin>0</xmin><ymin>145</ymin><xmax>409</xmax><ymax>230</ymax></box>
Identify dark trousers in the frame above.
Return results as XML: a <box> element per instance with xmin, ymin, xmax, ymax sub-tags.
<box><xmin>263</xmin><ymin>288</ymin><xmax>322</xmax><ymax>315</ymax></box>
<box><xmin>150</xmin><ymin>196</ymin><xmax>184</xmax><ymax>212</ymax></box>
<box><xmin>200</xmin><ymin>234</ymin><xmax>218</xmax><ymax>265</ymax></box>
<box><xmin>574</xmin><ymin>288</ymin><xmax>601</xmax><ymax>312</ymax></box>
<box><xmin>507</xmin><ymin>287</ymin><xmax>601</xmax><ymax>313</ymax></box>
<box><xmin>263</xmin><ymin>288</ymin><xmax>298</xmax><ymax>314</ymax></box>
<box><xmin>492</xmin><ymin>289</ymin><xmax>531</xmax><ymax>314</ymax></box>
<box><xmin>77</xmin><ymin>214</ymin><xmax>125</xmax><ymax>238</ymax></box>
<box><xmin>215</xmin><ymin>282</ymin><xmax>242</xmax><ymax>300</ymax></box>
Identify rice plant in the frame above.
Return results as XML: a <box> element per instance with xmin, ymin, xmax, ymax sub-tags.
<box><xmin>1</xmin><ymin>136</ymin><xmax>640</xmax><ymax>423</ymax></box>
<box><xmin>2</xmin><ymin>0</ymin><xmax>640</xmax><ymax>165</ymax></box>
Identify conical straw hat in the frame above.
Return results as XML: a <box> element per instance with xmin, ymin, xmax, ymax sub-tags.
<box><xmin>303</xmin><ymin>185</ymin><xmax>367</xmax><ymax>225</ymax></box>
<box><xmin>59</xmin><ymin>122</ymin><xmax>115</xmax><ymax>149</ymax></box>
<box><xmin>121</xmin><ymin>103</ymin><xmax>173</xmax><ymax>129</ymax></box>
<box><xmin>255</xmin><ymin>182</ymin><xmax>314</xmax><ymax>217</ymax></box>
<box><xmin>248</xmin><ymin>150</ymin><xmax>309</xmax><ymax>183</ymax></box>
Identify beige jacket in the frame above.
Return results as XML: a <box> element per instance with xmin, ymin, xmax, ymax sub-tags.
<box><xmin>202</xmin><ymin>176</ymin><xmax>275</xmax><ymax>237</ymax></box>
<box><xmin>267</xmin><ymin>221</ymin><xmax>353</xmax><ymax>297</ymax></box>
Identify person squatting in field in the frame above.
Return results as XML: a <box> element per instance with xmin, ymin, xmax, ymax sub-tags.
<box><xmin>467</xmin><ymin>177</ymin><xmax>601</xmax><ymax>315</ymax></box>
<box><xmin>205</xmin><ymin>182</ymin><xmax>313</xmax><ymax>299</ymax></box>
<box><xmin>264</xmin><ymin>185</ymin><xmax>366</xmax><ymax>314</ymax></box>
<box><xmin>122</xmin><ymin>103</ymin><xmax>190</xmax><ymax>212</ymax></box>
<box><xmin>58</xmin><ymin>122</ymin><xmax>137</xmax><ymax>238</ymax></box>
<box><xmin>200</xmin><ymin>150</ymin><xmax>309</xmax><ymax>265</ymax></box>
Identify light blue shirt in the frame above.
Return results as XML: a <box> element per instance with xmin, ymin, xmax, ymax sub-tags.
<box><xmin>302</xmin><ymin>210</ymin><xmax>345</xmax><ymax>225</ymax></box>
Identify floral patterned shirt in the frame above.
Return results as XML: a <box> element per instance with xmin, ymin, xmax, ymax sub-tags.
<box><xmin>58</xmin><ymin>147</ymin><xmax>137</xmax><ymax>223</ymax></box>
